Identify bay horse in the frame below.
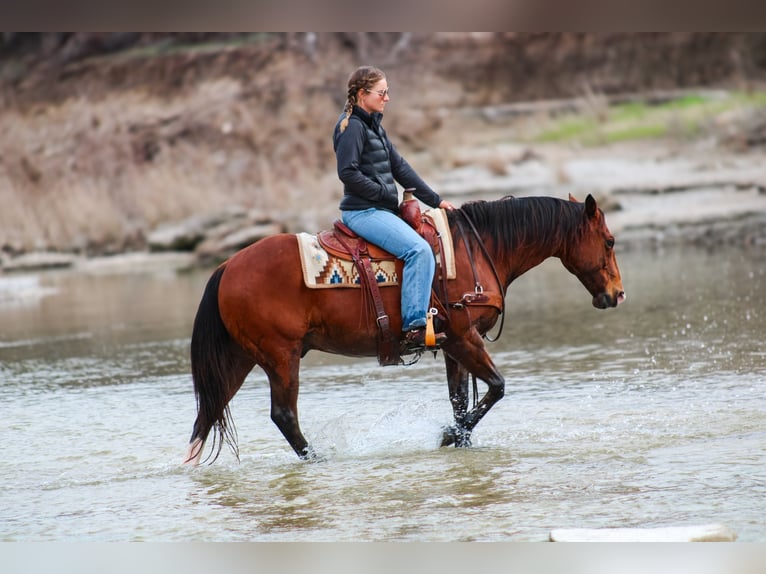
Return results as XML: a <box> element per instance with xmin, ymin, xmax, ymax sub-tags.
<box><xmin>184</xmin><ymin>193</ymin><xmax>625</xmax><ymax>464</ymax></box>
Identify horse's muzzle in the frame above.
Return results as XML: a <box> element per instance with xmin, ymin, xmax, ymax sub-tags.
<box><xmin>593</xmin><ymin>290</ymin><xmax>626</xmax><ymax>309</ymax></box>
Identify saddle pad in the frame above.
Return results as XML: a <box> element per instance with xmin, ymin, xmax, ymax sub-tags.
<box><xmin>296</xmin><ymin>233</ymin><xmax>399</xmax><ymax>289</ymax></box>
<box><xmin>424</xmin><ymin>207</ymin><xmax>456</xmax><ymax>279</ymax></box>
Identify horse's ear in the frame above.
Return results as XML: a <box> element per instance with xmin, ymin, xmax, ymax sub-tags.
<box><xmin>585</xmin><ymin>193</ymin><xmax>599</xmax><ymax>219</ymax></box>
<box><xmin>568</xmin><ymin>193</ymin><xmax>579</xmax><ymax>202</ymax></box>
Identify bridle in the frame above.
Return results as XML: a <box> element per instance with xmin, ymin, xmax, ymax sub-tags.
<box><xmin>453</xmin><ymin>210</ymin><xmax>506</xmax><ymax>343</ymax></box>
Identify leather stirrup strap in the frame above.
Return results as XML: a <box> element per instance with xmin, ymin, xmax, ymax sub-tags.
<box><xmin>357</xmin><ymin>257</ymin><xmax>400</xmax><ymax>366</ymax></box>
<box><xmin>332</xmin><ymin>231</ymin><xmax>400</xmax><ymax>366</ymax></box>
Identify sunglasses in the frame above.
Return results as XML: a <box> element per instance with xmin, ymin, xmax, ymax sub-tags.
<box><xmin>365</xmin><ymin>88</ymin><xmax>390</xmax><ymax>98</ymax></box>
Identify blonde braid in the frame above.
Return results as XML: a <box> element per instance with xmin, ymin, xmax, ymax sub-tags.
<box><xmin>339</xmin><ymin>65</ymin><xmax>385</xmax><ymax>133</ymax></box>
<box><xmin>339</xmin><ymin>93</ymin><xmax>355</xmax><ymax>133</ymax></box>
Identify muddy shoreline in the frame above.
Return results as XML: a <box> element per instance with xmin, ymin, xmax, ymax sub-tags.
<box><xmin>433</xmin><ymin>137</ymin><xmax>766</xmax><ymax>249</ymax></box>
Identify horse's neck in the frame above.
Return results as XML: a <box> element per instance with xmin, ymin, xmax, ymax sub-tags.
<box><xmin>503</xmin><ymin>240</ymin><xmax>560</xmax><ymax>286</ymax></box>
<box><xmin>493</xmin><ymin>201</ymin><xmax>572</xmax><ymax>287</ymax></box>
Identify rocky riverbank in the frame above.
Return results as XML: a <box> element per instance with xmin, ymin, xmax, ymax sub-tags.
<box><xmin>2</xmin><ymin>133</ymin><xmax>764</xmax><ymax>276</ymax></box>
<box><xmin>2</xmin><ymin>34</ymin><xmax>765</xmax><ymax>275</ymax></box>
<box><xmin>434</xmin><ymin>137</ymin><xmax>766</xmax><ymax>249</ymax></box>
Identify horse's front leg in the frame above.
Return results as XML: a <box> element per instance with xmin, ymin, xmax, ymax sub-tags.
<box><xmin>441</xmin><ymin>353</ymin><xmax>472</xmax><ymax>447</ymax></box>
<box><xmin>440</xmin><ymin>327</ymin><xmax>505</xmax><ymax>447</ymax></box>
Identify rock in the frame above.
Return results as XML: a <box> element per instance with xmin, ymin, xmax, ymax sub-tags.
<box><xmin>146</xmin><ymin>217</ymin><xmax>208</xmax><ymax>252</ymax></box>
<box><xmin>550</xmin><ymin>523</ymin><xmax>737</xmax><ymax>542</ymax></box>
<box><xmin>195</xmin><ymin>222</ymin><xmax>284</xmax><ymax>264</ymax></box>
<box><xmin>2</xmin><ymin>251</ymin><xmax>78</xmax><ymax>272</ymax></box>
<box><xmin>227</xmin><ymin>223</ymin><xmax>283</xmax><ymax>247</ymax></box>
<box><xmin>198</xmin><ymin>218</ymin><xmax>250</xmax><ymax>243</ymax></box>
<box><xmin>74</xmin><ymin>251</ymin><xmax>197</xmax><ymax>274</ymax></box>
<box><xmin>146</xmin><ymin>208</ymin><xmax>248</xmax><ymax>252</ymax></box>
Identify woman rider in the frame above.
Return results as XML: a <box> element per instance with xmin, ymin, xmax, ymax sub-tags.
<box><xmin>333</xmin><ymin>65</ymin><xmax>455</xmax><ymax>352</ymax></box>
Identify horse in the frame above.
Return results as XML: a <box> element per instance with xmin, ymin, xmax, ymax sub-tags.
<box><xmin>184</xmin><ymin>193</ymin><xmax>625</xmax><ymax>464</ymax></box>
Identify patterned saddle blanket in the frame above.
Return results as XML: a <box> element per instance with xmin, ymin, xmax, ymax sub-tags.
<box><xmin>296</xmin><ymin>208</ymin><xmax>455</xmax><ymax>289</ymax></box>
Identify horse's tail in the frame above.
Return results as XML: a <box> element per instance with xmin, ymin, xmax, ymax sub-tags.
<box><xmin>185</xmin><ymin>263</ymin><xmax>244</xmax><ymax>464</ymax></box>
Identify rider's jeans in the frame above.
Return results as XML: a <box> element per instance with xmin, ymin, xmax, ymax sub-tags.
<box><xmin>342</xmin><ymin>207</ymin><xmax>435</xmax><ymax>331</ymax></box>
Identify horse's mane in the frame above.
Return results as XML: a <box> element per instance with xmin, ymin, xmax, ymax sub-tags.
<box><xmin>450</xmin><ymin>196</ymin><xmax>584</xmax><ymax>259</ymax></box>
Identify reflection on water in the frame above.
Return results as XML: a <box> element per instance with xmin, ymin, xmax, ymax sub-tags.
<box><xmin>0</xmin><ymin>245</ymin><xmax>764</xmax><ymax>541</ymax></box>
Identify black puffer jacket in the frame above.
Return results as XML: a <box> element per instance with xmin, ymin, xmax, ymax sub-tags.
<box><xmin>334</xmin><ymin>106</ymin><xmax>442</xmax><ymax>213</ymax></box>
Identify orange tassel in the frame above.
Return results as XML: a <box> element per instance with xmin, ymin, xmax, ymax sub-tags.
<box><xmin>425</xmin><ymin>310</ymin><xmax>436</xmax><ymax>347</ymax></box>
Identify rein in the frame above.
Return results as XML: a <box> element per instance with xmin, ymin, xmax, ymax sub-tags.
<box><xmin>455</xmin><ymin>210</ymin><xmax>506</xmax><ymax>343</ymax></box>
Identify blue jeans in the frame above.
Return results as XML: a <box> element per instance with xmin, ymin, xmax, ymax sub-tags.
<box><xmin>342</xmin><ymin>208</ymin><xmax>435</xmax><ymax>331</ymax></box>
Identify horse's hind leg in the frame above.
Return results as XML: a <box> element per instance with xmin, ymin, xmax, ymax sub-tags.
<box><xmin>262</xmin><ymin>347</ymin><xmax>313</xmax><ymax>460</ymax></box>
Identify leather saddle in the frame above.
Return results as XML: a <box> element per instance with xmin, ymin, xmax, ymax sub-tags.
<box><xmin>317</xmin><ymin>209</ymin><xmax>442</xmax><ymax>264</ymax></box>
<box><xmin>317</xmin><ymin>220</ymin><xmax>395</xmax><ymax>262</ymax></box>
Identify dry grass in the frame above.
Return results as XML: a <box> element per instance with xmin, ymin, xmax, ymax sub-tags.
<box><xmin>4</xmin><ymin>40</ymin><xmax>762</xmax><ymax>257</ymax></box>
<box><xmin>0</xmin><ymin>75</ymin><xmax>344</xmax><ymax>254</ymax></box>
<box><xmin>0</xmin><ymin>46</ymin><xmax>480</xmax><ymax>256</ymax></box>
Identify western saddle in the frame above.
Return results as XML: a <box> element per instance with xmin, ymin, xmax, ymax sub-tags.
<box><xmin>317</xmin><ymin>191</ymin><xmax>444</xmax><ymax>366</ymax></box>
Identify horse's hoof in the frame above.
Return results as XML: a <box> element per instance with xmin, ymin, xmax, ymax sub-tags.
<box><xmin>441</xmin><ymin>426</ymin><xmax>457</xmax><ymax>447</ymax></box>
<box><xmin>456</xmin><ymin>434</ymin><xmax>473</xmax><ymax>448</ymax></box>
<box><xmin>441</xmin><ymin>425</ymin><xmax>472</xmax><ymax>448</ymax></box>
<box><xmin>299</xmin><ymin>445</ymin><xmax>326</xmax><ymax>463</ymax></box>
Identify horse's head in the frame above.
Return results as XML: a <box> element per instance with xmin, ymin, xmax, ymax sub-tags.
<box><xmin>562</xmin><ymin>194</ymin><xmax>626</xmax><ymax>309</ymax></box>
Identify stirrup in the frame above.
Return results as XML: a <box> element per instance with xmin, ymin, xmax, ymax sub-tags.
<box><xmin>401</xmin><ymin>328</ymin><xmax>447</xmax><ymax>354</ymax></box>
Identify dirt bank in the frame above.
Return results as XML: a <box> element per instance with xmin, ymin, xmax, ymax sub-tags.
<box><xmin>1</xmin><ymin>33</ymin><xmax>765</xmax><ymax>272</ymax></box>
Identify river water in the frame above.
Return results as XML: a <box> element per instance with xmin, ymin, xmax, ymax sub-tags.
<box><xmin>1</xmin><ymin>244</ymin><xmax>764</xmax><ymax>542</ymax></box>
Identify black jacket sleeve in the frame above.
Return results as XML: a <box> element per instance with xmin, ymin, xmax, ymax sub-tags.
<box><xmin>387</xmin><ymin>137</ymin><xmax>443</xmax><ymax>209</ymax></box>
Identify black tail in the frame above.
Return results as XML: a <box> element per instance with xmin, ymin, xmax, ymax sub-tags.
<box><xmin>188</xmin><ymin>263</ymin><xmax>244</xmax><ymax>463</ymax></box>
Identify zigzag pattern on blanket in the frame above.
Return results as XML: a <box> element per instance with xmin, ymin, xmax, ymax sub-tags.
<box><xmin>296</xmin><ymin>233</ymin><xmax>398</xmax><ymax>289</ymax></box>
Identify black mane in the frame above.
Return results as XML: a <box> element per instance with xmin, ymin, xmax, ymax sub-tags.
<box><xmin>450</xmin><ymin>196</ymin><xmax>584</xmax><ymax>259</ymax></box>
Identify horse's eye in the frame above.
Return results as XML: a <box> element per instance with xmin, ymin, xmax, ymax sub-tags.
<box><xmin>606</xmin><ymin>238</ymin><xmax>615</xmax><ymax>249</ymax></box>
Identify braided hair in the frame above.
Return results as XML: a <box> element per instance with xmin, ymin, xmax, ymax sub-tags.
<box><xmin>339</xmin><ymin>65</ymin><xmax>386</xmax><ymax>133</ymax></box>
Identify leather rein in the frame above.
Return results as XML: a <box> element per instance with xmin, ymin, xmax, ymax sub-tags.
<box><xmin>452</xmin><ymin>210</ymin><xmax>507</xmax><ymax>343</ymax></box>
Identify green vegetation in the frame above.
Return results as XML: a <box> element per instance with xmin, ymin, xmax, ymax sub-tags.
<box><xmin>532</xmin><ymin>90</ymin><xmax>766</xmax><ymax>146</ymax></box>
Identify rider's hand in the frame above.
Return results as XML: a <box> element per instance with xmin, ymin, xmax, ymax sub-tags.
<box><xmin>439</xmin><ymin>200</ymin><xmax>456</xmax><ymax>211</ymax></box>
